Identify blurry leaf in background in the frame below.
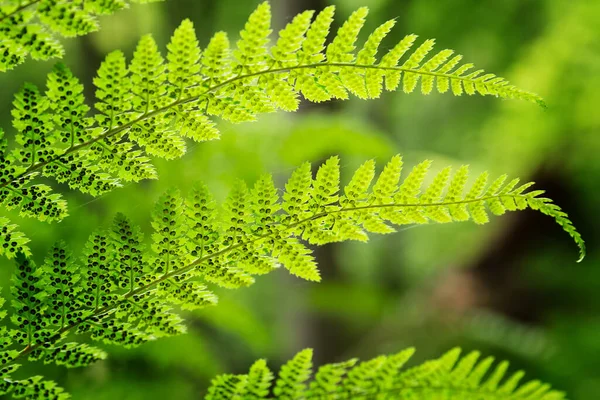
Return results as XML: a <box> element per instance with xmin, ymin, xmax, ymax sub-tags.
<box><xmin>280</xmin><ymin>114</ymin><xmax>395</xmax><ymax>166</ymax></box>
<box><xmin>477</xmin><ymin>0</ymin><xmax>600</xmax><ymax>177</ymax></box>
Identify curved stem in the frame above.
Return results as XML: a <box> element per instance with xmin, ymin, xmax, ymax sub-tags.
<box><xmin>0</xmin><ymin>62</ymin><xmax>507</xmax><ymax>193</ymax></box>
<box><xmin>0</xmin><ymin>0</ymin><xmax>41</xmax><ymax>23</ymax></box>
<box><xmin>2</xmin><ymin>193</ymin><xmax>524</xmax><ymax>366</ymax></box>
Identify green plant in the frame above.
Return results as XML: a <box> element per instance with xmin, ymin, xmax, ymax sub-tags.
<box><xmin>204</xmin><ymin>347</ymin><xmax>565</xmax><ymax>399</ymax></box>
<box><xmin>0</xmin><ymin>2</ymin><xmax>548</xmax><ymax>258</ymax></box>
<box><xmin>0</xmin><ymin>0</ymin><xmax>163</xmax><ymax>72</ymax></box>
<box><xmin>0</xmin><ymin>156</ymin><xmax>583</xmax><ymax>397</ymax></box>
<box><xmin>0</xmin><ymin>2</ymin><xmax>584</xmax><ymax>399</ymax></box>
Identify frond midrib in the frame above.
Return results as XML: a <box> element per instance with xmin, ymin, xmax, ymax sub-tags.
<box><xmin>0</xmin><ymin>61</ymin><xmax>524</xmax><ymax>193</ymax></box>
<box><xmin>0</xmin><ymin>0</ymin><xmax>41</xmax><ymax>23</ymax></box>
<box><xmin>1</xmin><ymin>192</ymin><xmax>531</xmax><ymax>368</ymax></box>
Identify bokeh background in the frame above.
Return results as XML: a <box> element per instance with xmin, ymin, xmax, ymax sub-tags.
<box><xmin>0</xmin><ymin>0</ymin><xmax>599</xmax><ymax>398</ymax></box>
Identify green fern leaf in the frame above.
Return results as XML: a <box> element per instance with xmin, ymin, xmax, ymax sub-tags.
<box><xmin>272</xmin><ymin>10</ymin><xmax>314</xmax><ymax>66</ymax></box>
<box><xmin>41</xmin><ymin>242</ymin><xmax>81</xmax><ymax>329</ymax></box>
<box><xmin>326</xmin><ymin>7</ymin><xmax>368</xmax><ymax>64</ymax></box>
<box><xmin>307</xmin><ymin>358</ymin><xmax>357</xmax><ymax>397</ymax></box>
<box><xmin>528</xmin><ymin>197</ymin><xmax>586</xmax><ymax>262</ymax></box>
<box><xmin>0</xmin><ymin>217</ymin><xmax>30</xmax><ymax>259</ymax></box>
<box><xmin>0</xmin><ymin>376</ymin><xmax>68</xmax><ymax>399</ymax></box>
<box><xmin>29</xmin><ymin>342</ymin><xmax>106</xmax><ymax>368</ymax></box>
<box><xmin>299</xmin><ymin>6</ymin><xmax>335</xmax><ymax>65</ymax></box>
<box><xmin>166</xmin><ymin>19</ymin><xmax>202</xmax><ymax>99</ymax></box>
<box><xmin>372</xmin><ymin>154</ymin><xmax>404</xmax><ymax>203</ymax></box>
<box><xmin>92</xmin><ymin>51</ymin><xmax>156</xmax><ymax>182</ymax></box>
<box><xmin>8</xmin><ymin>155</ymin><xmax>580</xmax><ymax>338</ymax></box>
<box><xmin>341</xmin><ymin>354</ymin><xmax>388</xmax><ymax>395</ymax></box>
<box><xmin>244</xmin><ymin>359</ymin><xmax>274</xmax><ymax>398</ymax></box>
<box><xmin>151</xmin><ymin>190</ymin><xmax>191</xmax><ymax>275</ymax></box>
<box><xmin>0</xmin><ymin>295</ymin><xmax>71</xmax><ymax>398</ymax></box>
<box><xmin>11</xmin><ymin>254</ymin><xmax>50</xmax><ymax>347</ymax></box>
<box><xmin>0</xmin><ymin>3</ymin><xmax>546</xmax><ymax>259</ymax></box>
<box><xmin>357</xmin><ymin>19</ymin><xmax>397</xmax><ymax>98</ymax></box>
<box><xmin>204</xmin><ymin>347</ymin><xmax>566</xmax><ymax>399</ymax></box>
<box><xmin>282</xmin><ymin>161</ymin><xmax>313</xmax><ymax>223</ymax></box>
<box><xmin>274</xmin><ymin>348</ymin><xmax>313</xmax><ymax>398</ymax></box>
<box><xmin>0</xmin><ymin>156</ymin><xmax>583</xmax><ymax>398</ymax></box>
<box><xmin>234</xmin><ymin>2</ymin><xmax>271</xmax><ymax>75</ymax></box>
<box><xmin>81</xmin><ymin>230</ymin><xmax>116</xmax><ymax>311</ymax></box>
<box><xmin>112</xmin><ymin>213</ymin><xmax>147</xmax><ymax>293</ymax></box>
<box><xmin>0</xmin><ymin>155</ymin><xmax>588</xmax><ymax>362</ymax></box>
<box><xmin>205</xmin><ymin>374</ymin><xmax>248</xmax><ymax>400</ymax></box>
<box><xmin>313</xmin><ymin>155</ymin><xmax>340</xmax><ymax>210</ymax></box>
<box><xmin>0</xmin><ymin>0</ymin><xmax>163</xmax><ymax>72</ymax></box>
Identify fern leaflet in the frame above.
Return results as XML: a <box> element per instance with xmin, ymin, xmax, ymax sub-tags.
<box><xmin>0</xmin><ymin>216</ymin><xmax>29</xmax><ymax>259</ymax></box>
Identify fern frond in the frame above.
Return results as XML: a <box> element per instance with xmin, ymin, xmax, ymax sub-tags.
<box><xmin>0</xmin><ymin>0</ymin><xmax>163</xmax><ymax>72</ymax></box>
<box><xmin>0</xmin><ymin>157</ymin><xmax>582</xmax><ymax>345</ymax></box>
<box><xmin>0</xmin><ymin>3</ymin><xmax>545</xmax><ymax>258</ymax></box>
<box><xmin>0</xmin><ymin>156</ymin><xmax>581</xmax><ymax>398</ymax></box>
<box><xmin>204</xmin><ymin>347</ymin><xmax>566</xmax><ymax>399</ymax></box>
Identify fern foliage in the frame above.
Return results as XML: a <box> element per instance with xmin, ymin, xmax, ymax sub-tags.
<box><xmin>205</xmin><ymin>347</ymin><xmax>566</xmax><ymax>399</ymax></box>
<box><xmin>0</xmin><ymin>2</ymin><xmax>546</xmax><ymax>259</ymax></box>
<box><xmin>0</xmin><ymin>2</ymin><xmax>581</xmax><ymax>399</ymax></box>
<box><xmin>0</xmin><ymin>216</ymin><xmax>29</xmax><ymax>259</ymax></box>
<box><xmin>0</xmin><ymin>0</ymin><xmax>163</xmax><ymax>72</ymax></box>
<box><xmin>0</xmin><ymin>156</ymin><xmax>582</xmax><ymax>398</ymax></box>
<box><xmin>0</xmin><ymin>291</ymin><xmax>70</xmax><ymax>399</ymax></box>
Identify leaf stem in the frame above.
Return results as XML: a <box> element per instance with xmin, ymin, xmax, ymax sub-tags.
<box><xmin>0</xmin><ymin>0</ymin><xmax>41</xmax><ymax>23</ymax></box>
<box><xmin>0</xmin><ymin>62</ymin><xmax>528</xmax><ymax>193</ymax></box>
<box><xmin>2</xmin><ymin>193</ymin><xmax>526</xmax><ymax>366</ymax></box>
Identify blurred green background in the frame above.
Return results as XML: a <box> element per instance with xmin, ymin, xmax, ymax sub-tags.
<box><xmin>0</xmin><ymin>0</ymin><xmax>599</xmax><ymax>398</ymax></box>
